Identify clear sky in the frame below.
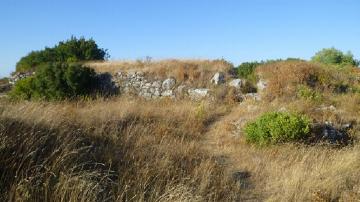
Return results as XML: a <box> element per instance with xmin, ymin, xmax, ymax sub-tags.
<box><xmin>1</xmin><ymin>0</ymin><xmax>359</xmax><ymax>77</ymax></box>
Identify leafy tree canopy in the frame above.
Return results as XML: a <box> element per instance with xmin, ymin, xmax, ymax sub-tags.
<box><xmin>16</xmin><ymin>36</ymin><xmax>109</xmax><ymax>72</ymax></box>
<box><xmin>311</xmin><ymin>47</ymin><xmax>358</xmax><ymax>67</ymax></box>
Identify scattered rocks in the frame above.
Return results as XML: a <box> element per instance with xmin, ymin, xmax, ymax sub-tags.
<box><xmin>228</xmin><ymin>79</ymin><xmax>243</xmax><ymax>89</ymax></box>
<box><xmin>211</xmin><ymin>72</ymin><xmax>225</xmax><ymax>85</ymax></box>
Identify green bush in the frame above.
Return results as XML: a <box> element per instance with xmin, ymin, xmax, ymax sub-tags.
<box><xmin>297</xmin><ymin>85</ymin><xmax>322</xmax><ymax>102</ymax></box>
<box><xmin>311</xmin><ymin>48</ymin><xmax>358</xmax><ymax>67</ymax></box>
<box><xmin>16</xmin><ymin>36</ymin><xmax>108</xmax><ymax>72</ymax></box>
<box><xmin>237</xmin><ymin>62</ymin><xmax>260</xmax><ymax>83</ymax></box>
<box><xmin>10</xmin><ymin>63</ymin><xmax>97</xmax><ymax>100</ymax></box>
<box><xmin>244</xmin><ymin>112</ymin><xmax>311</xmax><ymax>146</ymax></box>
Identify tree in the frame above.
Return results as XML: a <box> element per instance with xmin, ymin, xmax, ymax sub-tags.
<box><xmin>311</xmin><ymin>47</ymin><xmax>358</xmax><ymax>67</ymax></box>
<box><xmin>16</xmin><ymin>36</ymin><xmax>109</xmax><ymax>72</ymax></box>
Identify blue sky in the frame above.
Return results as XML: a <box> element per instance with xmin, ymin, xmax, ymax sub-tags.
<box><xmin>1</xmin><ymin>0</ymin><xmax>359</xmax><ymax>77</ymax></box>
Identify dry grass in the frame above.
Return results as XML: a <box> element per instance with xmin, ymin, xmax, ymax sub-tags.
<box><xmin>0</xmin><ymin>98</ymin><xmax>240</xmax><ymax>201</ymax></box>
<box><xmin>87</xmin><ymin>59</ymin><xmax>234</xmax><ymax>87</ymax></box>
<box><xmin>256</xmin><ymin>61</ymin><xmax>360</xmax><ymax>101</ymax></box>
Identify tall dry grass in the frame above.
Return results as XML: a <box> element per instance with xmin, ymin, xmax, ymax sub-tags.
<box><xmin>0</xmin><ymin>98</ymin><xmax>240</xmax><ymax>201</ymax></box>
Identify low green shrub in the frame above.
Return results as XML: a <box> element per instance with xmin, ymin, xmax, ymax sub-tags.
<box><xmin>244</xmin><ymin>112</ymin><xmax>311</xmax><ymax>145</ymax></box>
<box><xmin>8</xmin><ymin>77</ymin><xmax>35</xmax><ymax>99</ymax></box>
<box><xmin>10</xmin><ymin>63</ymin><xmax>97</xmax><ymax>100</ymax></box>
<box><xmin>297</xmin><ymin>85</ymin><xmax>323</xmax><ymax>102</ymax></box>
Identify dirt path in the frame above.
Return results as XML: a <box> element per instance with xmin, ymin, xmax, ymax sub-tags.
<box><xmin>202</xmin><ymin>104</ymin><xmax>264</xmax><ymax>201</ymax></box>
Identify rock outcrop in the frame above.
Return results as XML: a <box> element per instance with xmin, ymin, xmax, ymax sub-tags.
<box><xmin>311</xmin><ymin>122</ymin><xmax>353</xmax><ymax>145</ymax></box>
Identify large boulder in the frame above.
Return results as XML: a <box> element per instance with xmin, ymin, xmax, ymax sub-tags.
<box><xmin>188</xmin><ymin>88</ymin><xmax>210</xmax><ymax>100</ymax></box>
<box><xmin>162</xmin><ymin>78</ymin><xmax>176</xmax><ymax>90</ymax></box>
<box><xmin>211</xmin><ymin>72</ymin><xmax>225</xmax><ymax>85</ymax></box>
<box><xmin>228</xmin><ymin>79</ymin><xmax>243</xmax><ymax>88</ymax></box>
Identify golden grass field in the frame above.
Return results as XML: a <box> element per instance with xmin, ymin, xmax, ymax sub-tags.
<box><xmin>1</xmin><ymin>60</ymin><xmax>360</xmax><ymax>201</ymax></box>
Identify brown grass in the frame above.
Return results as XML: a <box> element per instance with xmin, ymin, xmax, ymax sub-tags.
<box><xmin>256</xmin><ymin>61</ymin><xmax>360</xmax><ymax>101</ymax></box>
<box><xmin>0</xmin><ymin>98</ymin><xmax>240</xmax><ymax>201</ymax></box>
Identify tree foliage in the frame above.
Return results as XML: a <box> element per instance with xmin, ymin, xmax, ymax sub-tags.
<box><xmin>10</xmin><ymin>63</ymin><xmax>97</xmax><ymax>100</ymax></box>
<box><xmin>16</xmin><ymin>36</ymin><xmax>109</xmax><ymax>72</ymax></box>
<box><xmin>311</xmin><ymin>48</ymin><xmax>358</xmax><ymax>67</ymax></box>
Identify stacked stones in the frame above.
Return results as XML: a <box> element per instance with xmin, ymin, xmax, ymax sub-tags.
<box><xmin>115</xmin><ymin>71</ymin><xmax>177</xmax><ymax>99</ymax></box>
<box><xmin>115</xmin><ymin>71</ymin><xmax>267</xmax><ymax>101</ymax></box>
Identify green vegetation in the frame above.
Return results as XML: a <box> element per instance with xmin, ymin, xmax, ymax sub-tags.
<box><xmin>311</xmin><ymin>47</ymin><xmax>359</xmax><ymax>67</ymax></box>
<box><xmin>10</xmin><ymin>63</ymin><xmax>97</xmax><ymax>100</ymax></box>
<box><xmin>237</xmin><ymin>62</ymin><xmax>260</xmax><ymax>83</ymax></box>
<box><xmin>297</xmin><ymin>85</ymin><xmax>323</xmax><ymax>102</ymax></box>
<box><xmin>16</xmin><ymin>36</ymin><xmax>108</xmax><ymax>72</ymax></box>
<box><xmin>244</xmin><ymin>112</ymin><xmax>311</xmax><ymax>146</ymax></box>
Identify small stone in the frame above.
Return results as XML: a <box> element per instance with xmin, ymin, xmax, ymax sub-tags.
<box><xmin>211</xmin><ymin>72</ymin><xmax>225</xmax><ymax>85</ymax></box>
<box><xmin>228</xmin><ymin>79</ymin><xmax>243</xmax><ymax>88</ymax></box>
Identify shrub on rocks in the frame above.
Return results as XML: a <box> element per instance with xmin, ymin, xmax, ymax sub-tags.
<box><xmin>244</xmin><ymin>112</ymin><xmax>311</xmax><ymax>146</ymax></box>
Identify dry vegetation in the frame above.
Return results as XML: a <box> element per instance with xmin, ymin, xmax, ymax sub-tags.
<box><xmin>1</xmin><ymin>60</ymin><xmax>360</xmax><ymax>201</ymax></box>
<box><xmin>0</xmin><ymin>98</ymin><xmax>241</xmax><ymax>201</ymax></box>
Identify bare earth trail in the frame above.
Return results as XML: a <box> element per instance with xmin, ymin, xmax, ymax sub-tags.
<box><xmin>201</xmin><ymin>104</ymin><xmax>265</xmax><ymax>201</ymax></box>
